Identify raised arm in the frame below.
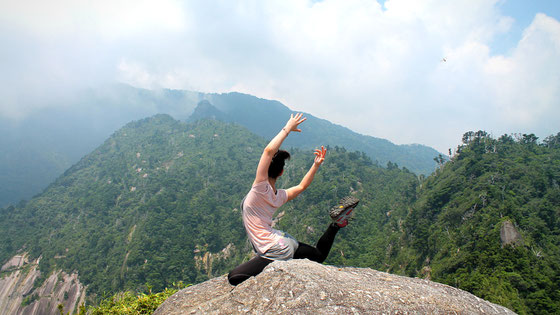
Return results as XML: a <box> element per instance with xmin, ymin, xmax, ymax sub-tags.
<box><xmin>286</xmin><ymin>146</ymin><xmax>327</xmax><ymax>201</ymax></box>
<box><xmin>253</xmin><ymin>113</ymin><xmax>307</xmax><ymax>185</ymax></box>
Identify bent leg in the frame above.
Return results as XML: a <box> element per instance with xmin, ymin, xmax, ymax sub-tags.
<box><xmin>228</xmin><ymin>256</ymin><xmax>273</xmax><ymax>286</ymax></box>
<box><xmin>293</xmin><ymin>223</ymin><xmax>339</xmax><ymax>263</ymax></box>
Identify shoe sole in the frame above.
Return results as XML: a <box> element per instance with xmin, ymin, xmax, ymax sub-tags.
<box><xmin>329</xmin><ymin>196</ymin><xmax>360</xmax><ymax>219</ymax></box>
<box><xmin>334</xmin><ymin>208</ymin><xmax>354</xmax><ymax>226</ymax></box>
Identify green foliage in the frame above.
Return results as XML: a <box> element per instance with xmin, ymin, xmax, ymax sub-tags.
<box><xmin>273</xmin><ymin>146</ymin><xmax>418</xmax><ymax>271</ymax></box>
<box><xmin>391</xmin><ymin>131</ymin><xmax>560</xmax><ymax>314</ymax></box>
<box><xmin>82</xmin><ymin>282</ymin><xmax>188</xmax><ymax>315</ymax></box>
<box><xmin>0</xmin><ymin>115</ymin><xmax>262</xmax><ymax>296</ymax></box>
<box><xmin>21</xmin><ymin>293</ymin><xmax>38</xmax><ymax>307</ymax></box>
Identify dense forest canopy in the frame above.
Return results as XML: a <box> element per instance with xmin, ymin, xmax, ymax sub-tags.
<box><xmin>0</xmin><ymin>114</ymin><xmax>558</xmax><ymax>314</ymax></box>
<box><xmin>0</xmin><ymin>115</ymin><xmax>418</xmax><ymax>297</ymax></box>
<box><xmin>392</xmin><ymin>131</ymin><xmax>560</xmax><ymax>314</ymax></box>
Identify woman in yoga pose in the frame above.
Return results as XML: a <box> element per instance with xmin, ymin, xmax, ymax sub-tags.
<box><xmin>228</xmin><ymin>113</ymin><xmax>359</xmax><ymax>286</ymax></box>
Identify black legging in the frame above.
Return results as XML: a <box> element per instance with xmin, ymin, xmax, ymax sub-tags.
<box><xmin>228</xmin><ymin>223</ymin><xmax>340</xmax><ymax>285</ymax></box>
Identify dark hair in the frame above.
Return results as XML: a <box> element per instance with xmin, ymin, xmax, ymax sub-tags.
<box><xmin>268</xmin><ymin>150</ymin><xmax>290</xmax><ymax>179</ymax></box>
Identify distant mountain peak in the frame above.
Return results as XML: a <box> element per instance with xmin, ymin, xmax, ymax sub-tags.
<box><xmin>187</xmin><ymin>100</ymin><xmax>230</xmax><ymax>123</ymax></box>
<box><xmin>186</xmin><ymin>93</ymin><xmax>440</xmax><ymax>175</ymax></box>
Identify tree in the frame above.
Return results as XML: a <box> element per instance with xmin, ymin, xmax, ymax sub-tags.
<box><xmin>543</xmin><ymin>133</ymin><xmax>560</xmax><ymax>148</ymax></box>
<box><xmin>521</xmin><ymin>133</ymin><xmax>538</xmax><ymax>145</ymax></box>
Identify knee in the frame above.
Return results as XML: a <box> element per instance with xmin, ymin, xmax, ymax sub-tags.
<box><xmin>228</xmin><ymin>271</ymin><xmax>244</xmax><ymax>286</ymax></box>
<box><xmin>227</xmin><ymin>271</ymin><xmax>237</xmax><ymax>285</ymax></box>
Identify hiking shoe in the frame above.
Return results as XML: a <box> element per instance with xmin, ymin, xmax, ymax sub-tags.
<box><xmin>330</xmin><ymin>196</ymin><xmax>359</xmax><ymax>228</ymax></box>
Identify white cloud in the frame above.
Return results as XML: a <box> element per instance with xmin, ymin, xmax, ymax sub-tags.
<box><xmin>0</xmin><ymin>0</ymin><xmax>187</xmax><ymax>38</ymax></box>
<box><xmin>485</xmin><ymin>14</ymin><xmax>560</xmax><ymax>129</ymax></box>
<box><xmin>117</xmin><ymin>60</ymin><xmax>155</xmax><ymax>89</ymax></box>
<box><xmin>1</xmin><ymin>0</ymin><xmax>559</xmax><ymax>152</ymax></box>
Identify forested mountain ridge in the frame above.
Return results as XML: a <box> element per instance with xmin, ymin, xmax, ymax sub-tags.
<box><xmin>390</xmin><ymin>131</ymin><xmax>560</xmax><ymax>314</ymax></box>
<box><xmin>1</xmin><ymin>115</ymin><xmax>259</xmax><ymax>295</ymax></box>
<box><xmin>1</xmin><ymin>113</ymin><xmax>558</xmax><ymax>314</ymax></box>
<box><xmin>0</xmin><ymin>84</ymin><xmax>440</xmax><ymax>207</ymax></box>
<box><xmin>0</xmin><ymin>85</ymin><xmax>201</xmax><ymax>208</ymax></box>
<box><xmin>190</xmin><ymin>95</ymin><xmax>440</xmax><ymax>175</ymax></box>
<box><xmin>0</xmin><ymin>114</ymin><xmax>419</xmax><ymax>303</ymax></box>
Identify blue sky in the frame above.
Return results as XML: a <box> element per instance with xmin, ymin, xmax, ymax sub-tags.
<box><xmin>373</xmin><ymin>0</ymin><xmax>560</xmax><ymax>55</ymax></box>
<box><xmin>493</xmin><ymin>0</ymin><xmax>559</xmax><ymax>54</ymax></box>
<box><xmin>377</xmin><ymin>0</ymin><xmax>560</xmax><ymax>45</ymax></box>
<box><xmin>0</xmin><ymin>0</ymin><xmax>559</xmax><ymax>153</ymax></box>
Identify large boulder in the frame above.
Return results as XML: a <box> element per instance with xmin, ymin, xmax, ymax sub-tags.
<box><xmin>155</xmin><ymin>259</ymin><xmax>514</xmax><ymax>314</ymax></box>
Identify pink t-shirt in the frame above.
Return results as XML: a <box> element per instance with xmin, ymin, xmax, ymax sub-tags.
<box><xmin>242</xmin><ymin>180</ymin><xmax>288</xmax><ymax>254</ymax></box>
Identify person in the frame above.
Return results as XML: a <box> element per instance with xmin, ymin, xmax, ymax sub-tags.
<box><xmin>227</xmin><ymin>113</ymin><xmax>359</xmax><ymax>286</ymax></box>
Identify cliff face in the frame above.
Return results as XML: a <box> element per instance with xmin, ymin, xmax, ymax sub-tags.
<box><xmin>0</xmin><ymin>254</ymin><xmax>86</xmax><ymax>315</ymax></box>
<box><xmin>155</xmin><ymin>259</ymin><xmax>515</xmax><ymax>315</ymax></box>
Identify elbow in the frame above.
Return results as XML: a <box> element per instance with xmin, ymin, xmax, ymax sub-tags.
<box><xmin>288</xmin><ymin>185</ymin><xmax>306</xmax><ymax>201</ymax></box>
<box><xmin>264</xmin><ymin>146</ymin><xmax>276</xmax><ymax>155</ymax></box>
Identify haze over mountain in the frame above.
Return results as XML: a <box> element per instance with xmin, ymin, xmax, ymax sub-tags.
<box><xmin>0</xmin><ymin>84</ymin><xmax>440</xmax><ymax>208</ymax></box>
<box><xmin>2</xmin><ymin>1</ymin><xmax>558</xmax><ymax>155</ymax></box>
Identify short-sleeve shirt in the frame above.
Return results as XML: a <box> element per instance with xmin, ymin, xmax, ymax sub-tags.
<box><xmin>242</xmin><ymin>180</ymin><xmax>288</xmax><ymax>254</ymax></box>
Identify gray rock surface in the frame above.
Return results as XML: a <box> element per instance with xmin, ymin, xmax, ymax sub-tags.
<box><xmin>155</xmin><ymin>259</ymin><xmax>515</xmax><ymax>314</ymax></box>
<box><xmin>0</xmin><ymin>253</ymin><xmax>86</xmax><ymax>315</ymax></box>
<box><xmin>500</xmin><ymin>220</ymin><xmax>523</xmax><ymax>247</ymax></box>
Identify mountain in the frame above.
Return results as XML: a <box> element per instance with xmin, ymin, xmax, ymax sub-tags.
<box><xmin>187</xmin><ymin>100</ymin><xmax>232</xmax><ymax>123</ymax></box>
<box><xmin>0</xmin><ymin>115</ymin><xmax>418</xmax><ymax>302</ymax></box>
<box><xmin>189</xmin><ymin>94</ymin><xmax>441</xmax><ymax>175</ymax></box>
<box><xmin>0</xmin><ymin>114</ymin><xmax>558</xmax><ymax>314</ymax></box>
<box><xmin>0</xmin><ymin>85</ymin><xmax>201</xmax><ymax>208</ymax></box>
<box><xmin>1</xmin><ymin>115</ymin><xmax>257</xmax><ymax>296</ymax></box>
<box><xmin>0</xmin><ymin>84</ymin><xmax>440</xmax><ymax>207</ymax></box>
<box><xmin>386</xmin><ymin>131</ymin><xmax>560</xmax><ymax>314</ymax></box>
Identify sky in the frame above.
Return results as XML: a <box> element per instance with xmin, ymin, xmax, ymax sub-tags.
<box><xmin>0</xmin><ymin>0</ymin><xmax>559</xmax><ymax>153</ymax></box>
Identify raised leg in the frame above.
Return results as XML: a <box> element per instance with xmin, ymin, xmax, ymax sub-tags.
<box><xmin>293</xmin><ymin>223</ymin><xmax>340</xmax><ymax>263</ymax></box>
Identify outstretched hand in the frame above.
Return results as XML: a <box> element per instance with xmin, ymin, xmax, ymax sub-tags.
<box><xmin>314</xmin><ymin>146</ymin><xmax>327</xmax><ymax>166</ymax></box>
<box><xmin>284</xmin><ymin>113</ymin><xmax>307</xmax><ymax>133</ymax></box>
